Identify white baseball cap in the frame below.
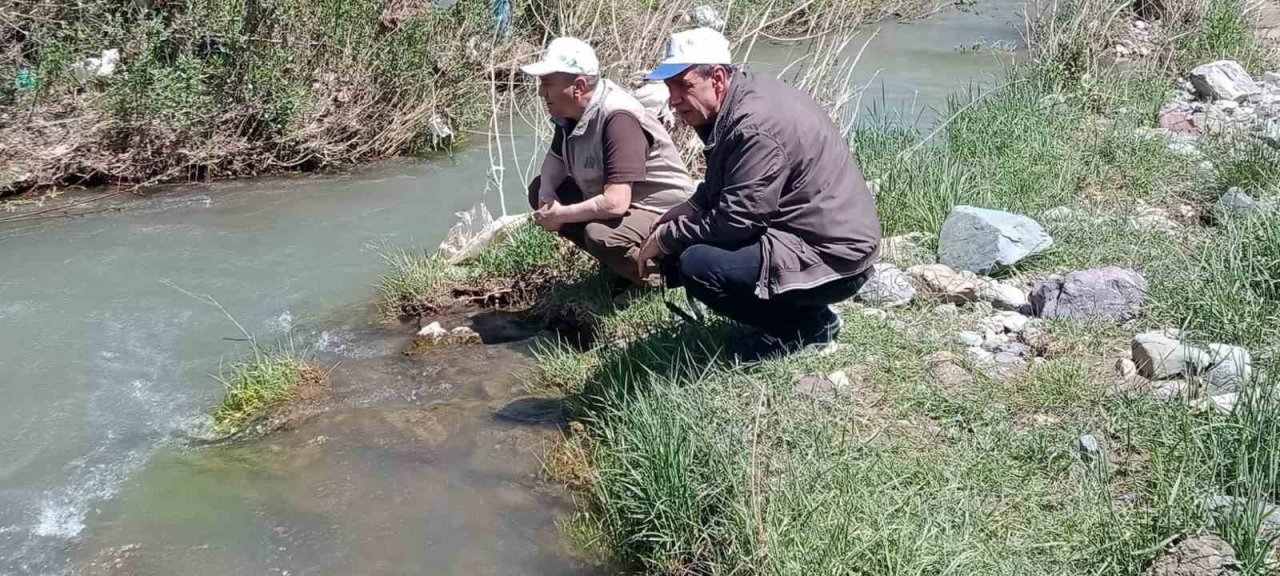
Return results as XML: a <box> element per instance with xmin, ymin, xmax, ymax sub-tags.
<box><xmin>520</xmin><ymin>37</ymin><xmax>600</xmax><ymax>77</ymax></box>
<box><xmin>646</xmin><ymin>27</ymin><xmax>732</xmax><ymax>81</ymax></box>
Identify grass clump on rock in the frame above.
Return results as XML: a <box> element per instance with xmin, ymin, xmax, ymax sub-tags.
<box><xmin>212</xmin><ymin>348</ymin><xmax>323</xmax><ymax>434</ymax></box>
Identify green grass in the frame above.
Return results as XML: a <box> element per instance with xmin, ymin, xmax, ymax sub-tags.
<box><xmin>512</xmin><ymin>0</ymin><xmax>1280</xmax><ymax>572</ymax></box>
<box><xmin>212</xmin><ymin>349</ymin><xmax>319</xmax><ymax>433</ymax></box>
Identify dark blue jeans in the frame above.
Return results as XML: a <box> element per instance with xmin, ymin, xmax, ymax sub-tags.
<box><xmin>661</xmin><ymin>242</ymin><xmax>870</xmax><ymax>340</ymax></box>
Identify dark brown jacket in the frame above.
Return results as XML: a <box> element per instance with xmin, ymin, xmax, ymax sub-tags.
<box><xmin>656</xmin><ymin>71</ymin><xmax>882</xmax><ymax>298</ymax></box>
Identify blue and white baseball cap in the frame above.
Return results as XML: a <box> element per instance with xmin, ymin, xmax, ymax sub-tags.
<box><xmin>646</xmin><ymin>27</ymin><xmax>732</xmax><ymax>81</ymax></box>
<box><xmin>520</xmin><ymin>37</ymin><xmax>600</xmax><ymax>76</ymax></box>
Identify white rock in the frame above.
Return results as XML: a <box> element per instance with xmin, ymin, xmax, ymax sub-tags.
<box><xmin>828</xmin><ymin>370</ymin><xmax>852</xmax><ymax>390</ymax></box>
<box><xmin>977</xmin><ymin>277</ymin><xmax>1028</xmax><ymax>311</ymax></box>
<box><xmin>418</xmin><ymin>321</ymin><xmax>447</xmax><ymax>338</ymax></box>
<box><xmin>1204</xmin><ymin>344</ymin><xmax>1252</xmax><ymax>392</ymax></box>
<box><xmin>1215</xmin><ymin>187</ymin><xmax>1274</xmax><ymax>218</ymax></box>
<box><xmin>1193</xmin><ymin>393</ymin><xmax>1239</xmax><ymax>414</ymax></box>
<box><xmin>959</xmin><ymin>331</ymin><xmax>984</xmax><ymax>347</ymax></box>
<box><xmin>1077</xmin><ymin>434</ymin><xmax>1103</xmax><ymax>459</ymax></box>
<box><xmin>856</xmin><ymin>263</ymin><xmax>917</xmax><ymax>307</ymax></box>
<box><xmin>1131</xmin><ymin>331</ymin><xmax>1206</xmax><ymax>380</ymax></box>
<box><xmin>1190</xmin><ymin>60</ymin><xmax>1263</xmax><ymax>101</ymax></box>
<box><xmin>1116</xmin><ymin>357</ymin><xmax>1138</xmax><ymax>379</ymax></box>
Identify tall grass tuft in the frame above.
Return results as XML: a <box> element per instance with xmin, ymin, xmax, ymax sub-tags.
<box><xmin>212</xmin><ymin>349</ymin><xmax>321</xmax><ymax>433</ymax></box>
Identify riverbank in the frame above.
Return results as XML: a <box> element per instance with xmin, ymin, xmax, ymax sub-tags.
<box><xmin>384</xmin><ymin>0</ymin><xmax>1280</xmax><ymax>572</ymax></box>
<box><xmin>0</xmin><ymin>0</ymin><xmax>928</xmax><ymax>199</ymax></box>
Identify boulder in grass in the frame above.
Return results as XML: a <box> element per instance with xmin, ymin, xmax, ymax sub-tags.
<box><xmin>1029</xmin><ymin>267</ymin><xmax>1148</xmax><ymax>323</ymax></box>
<box><xmin>1189</xmin><ymin>60</ymin><xmax>1262</xmax><ymax>102</ymax></box>
<box><xmin>937</xmin><ymin>206</ymin><xmax>1053</xmax><ymax>274</ymax></box>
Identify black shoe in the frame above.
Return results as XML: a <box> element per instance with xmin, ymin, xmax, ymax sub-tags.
<box><xmin>732</xmin><ymin>308</ymin><xmax>842</xmax><ymax>364</ymax></box>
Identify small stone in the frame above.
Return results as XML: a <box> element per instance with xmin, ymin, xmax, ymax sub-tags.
<box><xmin>1214</xmin><ymin>187</ymin><xmax>1274</xmax><ymax>219</ymax></box>
<box><xmin>1116</xmin><ymin>357</ymin><xmax>1138</xmax><ymax>379</ymax></box>
<box><xmin>906</xmin><ymin>263</ymin><xmax>980</xmax><ymax>303</ymax></box>
<box><xmin>828</xmin><ymin>369</ymin><xmax>852</xmax><ymax>390</ymax></box>
<box><xmin>1193</xmin><ymin>393</ymin><xmax>1239</xmax><ymax>414</ymax></box>
<box><xmin>1132</xmin><ymin>331</ymin><xmax>1206</xmax><ymax>380</ymax></box>
<box><xmin>977</xmin><ymin>278</ymin><xmax>1029</xmax><ymax>311</ymax></box>
<box><xmin>931</xmin><ymin>361</ymin><xmax>973</xmax><ymax>388</ymax></box>
<box><xmin>980</xmin><ymin>330</ymin><xmax>1007</xmax><ymax>351</ymax></box>
<box><xmin>937</xmin><ymin>206</ymin><xmax>1053</xmax><ymax>274</ymax></box>
<box><xmin>1190</xmin><ymin>60</ymin><xmax>1263</xmax><ymax>101</ymax></box>
<box><xmin>1077</xmin><ymin>434</ymin><xmax>1102</xmax><ymax>460</ymax></box>
<box><xmin>1203</xmin><ymin>344</ymin><xmax>1251</xmax><ymax>393</ymax></box>
<box><xmin>1145</xmin><ymin>535</ymin><xmax>1238</xmax><ymax>576</ymax></box>
<box><xmin>1030</xmin><ymin>267</ymin><xmax>1148</xmax><ymax>323</ymax></box>
<box><xmin>1203</xmin><ymin>495</ymin><xmax>1280</xmax><ymax>538</ymax></box>
<box><xmin>856</xmin><ymin>263</ymin><xmax>917</xmax><ymax>307</ymax></box>
<box><xmin>793</xmin><ymin>375</ymin><xmax>837</xmax><ymax>401</ymax></box>
<box><xmin>999</xmin><ymin>311</ymin><xmax>1030</xmax><ymax>333</ymax></box>
<box><xmin>417</xmin><ymin>321</ymin><xmax>448</xmax><ymax>341</ymax></box>
<box><xmin>449</xmin><ymin>326</ymin><xmax>482</xmax><ymax>344</ymax></box>
<box><xmin>932</xmin><ymin>303</ymin><xmax>960</xmax><ymax>318</ymax></box>
<box><xmin>993</xmin><ymin>342</ymin><xmax>1032</xmax><ymax>365</ymax></box>
<box><xmin>1159</xmin><ymin>109</ymin><xmax>1202</xmax><ymax>137</ymax></box>
<box><xmin>967</xmin><ymin>346</ymin><xmax>994</xmax><ymax>364</ymax></box>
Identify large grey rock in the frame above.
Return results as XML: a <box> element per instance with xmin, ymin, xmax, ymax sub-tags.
<box><xmin>1203</xmin><ymin>344</ymin><xmax>1252</xmax><ymax>392</ymax></box>
<box><xmin>1030</xmin><ymin>267</ymin><xmax>1148</xmax><ymax>323</ymax></box>
<box><xmin>856</xmin><ymin>263</ymin><xmax>917</xmax><ymax>307</ymax></box>
<box><xmin>1145</xmin><ymin>535</ymin><xmax>1238</xmax><ymax>576</ymax></box>
<box><xmin>937</xmin><ymin>206</ymin><xmax>1053</xmax><ymax>274</ymax></box>
<box><xmin>1189</xmin><ymin>60</ymin><xmax>1262</xmax><ymax>102</ymax></box>
<box><xmin>1214</xmin><ymin>187</ymin><xmax>1274</xmax><ymax>218</ymax></box>
<box><xmin>1132</xmin><ymin>331</ymin><xmax>1207</xmax><ymax>380</ymax></box>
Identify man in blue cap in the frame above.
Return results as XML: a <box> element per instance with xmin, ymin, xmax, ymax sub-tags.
<box><xmin>633</xmin><ymin>28</ymin><xmax>883</xmax><ymax>361</ymax></box>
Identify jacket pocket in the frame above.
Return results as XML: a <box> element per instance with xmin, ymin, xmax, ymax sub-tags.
<box><xmin>766</xmin><ymin>229</ymin><xmax>823</xmax><ymax>272</ymax></box>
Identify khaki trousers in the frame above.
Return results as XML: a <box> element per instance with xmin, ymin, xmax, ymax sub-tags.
<box><xmin>527</xmin><ymin>177</ymin><xmax>659</xmax><ymax>285</ymax></box>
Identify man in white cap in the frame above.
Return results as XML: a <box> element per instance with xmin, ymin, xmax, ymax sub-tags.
<box><xmin>520</xmin><ymin>37</ymin><xmax>695</xmax><ymax>287</ymax></box>
<box><xmin>633</xmin><ymin>27</ymin><xmax>883</xmax><ymax>361</ymax></box>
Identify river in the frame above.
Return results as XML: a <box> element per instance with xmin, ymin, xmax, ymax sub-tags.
<box><xmin>0</xmin><ymin>3</ymin><xmax>1023</xmax><ymax>574</ymax></box>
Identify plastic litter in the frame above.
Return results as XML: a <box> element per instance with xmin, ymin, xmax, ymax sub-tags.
<box><xmin>428</xmin><ymin>115</ymin><xmax>454</xmax><ymax>140</ymax></box>
<box><xmin>69</xmin><ymin>49</ymin><xmax>120</xmax><ymax>84</ymax></box>
<box><xmin>694</xmin><ymin>5</ymin><xmax>726</xmax><ymax>29</ymax></box>
<box><xmin>436</xmin><ymin>203</ymin><xmax>531</xmax><ymax>264</ymax></box>
<box><xmin>15</xmin><ymin>69</ymin><xmax>37</xmax><ymax>91</ymax></box>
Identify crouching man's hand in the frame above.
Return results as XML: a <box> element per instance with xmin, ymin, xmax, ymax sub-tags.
<box><xmin>533</xmin><ymin>201</ymin><xmax>565</xmax><ymax>232</ymax></box>
<box><xmin>633</xmin><ymin>226</ymin><xmax>665</xmax><ymax>280</ymax></box>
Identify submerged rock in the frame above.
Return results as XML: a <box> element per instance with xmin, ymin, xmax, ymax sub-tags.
<box><xmin>937</xmin><ymin>206</ymin><xmax>1053</xmax><ymax>274</ymax></box>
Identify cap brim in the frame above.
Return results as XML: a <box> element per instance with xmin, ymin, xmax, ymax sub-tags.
<box><xmin>646</xmin><ymin>62</ymin><xmax>694</xmax><ymax>81</ymax></box>
<box><xmin>520</xmin><ymin>61</ymin><xmax>561</xmax><ymax>76</ymax></box>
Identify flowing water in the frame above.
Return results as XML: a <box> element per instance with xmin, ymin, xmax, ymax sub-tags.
<box><xmin>0</xmin><ymin>3</ymin><xmax>1024</xmax><ymax>574</ymax></box>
